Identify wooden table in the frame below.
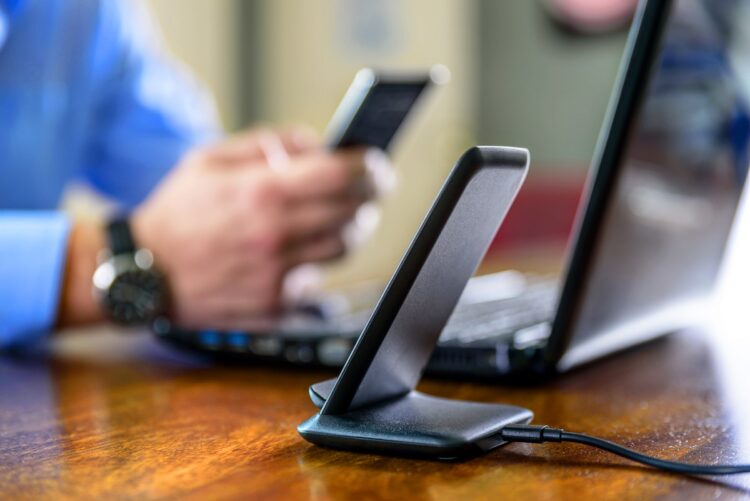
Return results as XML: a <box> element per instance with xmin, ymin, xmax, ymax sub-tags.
<box><xmin>2</xmin><ymin>321</ymin><xmax>750</xmax><ymax>500</ymax></box>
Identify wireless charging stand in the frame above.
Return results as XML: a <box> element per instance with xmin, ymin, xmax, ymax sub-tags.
<box><xmin>298</xmin><ymin>147</ymin><xmax>533</xmax><ymax>459</ymax></box>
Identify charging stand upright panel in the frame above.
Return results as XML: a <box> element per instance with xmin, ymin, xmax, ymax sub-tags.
<box><xmin>298</xmin><ymin>146</ymin><xmax>533</xmax><ymax>459</ymax></box>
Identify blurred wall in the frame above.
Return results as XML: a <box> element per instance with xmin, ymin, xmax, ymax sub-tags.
<box><xmin>478</xmin><ymin>1</ymin><xmax>627</xmax><ymax>166</ymax></box>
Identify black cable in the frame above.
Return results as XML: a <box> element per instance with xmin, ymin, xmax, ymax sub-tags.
<box><xmin>500</xmin><ymin>424</ymin><xmax>750</xmax><ymax>475</ymax></box>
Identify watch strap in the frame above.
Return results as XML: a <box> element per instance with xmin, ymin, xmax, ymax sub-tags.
<box><xmin>107</xmin><ymin>218</ymin><xmax>137</xmax><ymax>256</ymax></box>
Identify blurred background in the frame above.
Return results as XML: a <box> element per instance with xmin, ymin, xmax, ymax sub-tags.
<box><xmin>71</xmin><ymin>0</ymin><xmax>632</xmax><ymax>285</ymax></box>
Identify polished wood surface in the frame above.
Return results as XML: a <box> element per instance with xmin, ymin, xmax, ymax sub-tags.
<box><xmin>2</xmin><ymin>322</ymin><xmax>750</xmax><ymax>500</ymax></box>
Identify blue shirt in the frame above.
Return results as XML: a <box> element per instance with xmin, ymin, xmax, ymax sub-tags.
<box><xmin>0</xmin><ymin>0</ymin><xmax>219</xmax><ymax>348</ymax></box>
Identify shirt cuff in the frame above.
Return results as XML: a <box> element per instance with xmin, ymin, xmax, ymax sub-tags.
<box><xmin>0</xmin><ymin>212</ymin><xmax>70</xmax><ymax>349</ymax></box>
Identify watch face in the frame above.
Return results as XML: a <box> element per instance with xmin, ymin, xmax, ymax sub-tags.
<box><xmin>104</xmin><ymin>268</ymin><xmax>166</xmax><ymax>325</ymax></box>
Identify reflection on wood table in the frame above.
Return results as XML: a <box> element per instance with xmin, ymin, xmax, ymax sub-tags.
<box><xmin>1</xmin><ymin>325</ymin><xmax>749</xmax><ymax>500</ymax></box>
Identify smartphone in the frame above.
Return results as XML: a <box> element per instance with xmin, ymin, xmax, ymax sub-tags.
<box><xmin>325</xmin><ymin>65</ymin><xmax>449</xmax><ymax>152</ymax></box>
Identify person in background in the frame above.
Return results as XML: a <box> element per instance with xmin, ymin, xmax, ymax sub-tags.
<box><xmin>543</xmin><ymin>0</ymin><xmax>639</xmax><ymax>34</ymax></box>
<box><xmin>0</xmin><ymin>0</ymin><xmax>390</xmax><ymax>349</ymax></box>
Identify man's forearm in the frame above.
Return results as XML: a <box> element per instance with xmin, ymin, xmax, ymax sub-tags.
<box><xmin>57</xmin><ymin>221</ymin><xmax>106</xmax><ymax>327</ymax></box>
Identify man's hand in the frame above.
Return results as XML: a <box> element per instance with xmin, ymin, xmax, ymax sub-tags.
<box><xmin>130</xmin><ymin>129</ymin><xmax>391</xmax><ymax>330</ymax></box>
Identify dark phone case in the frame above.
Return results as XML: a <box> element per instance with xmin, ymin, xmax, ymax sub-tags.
<box><xmin>326</xmin><ymin>70</ymin><xmax>432</xmax><ymax>151</ymax></box>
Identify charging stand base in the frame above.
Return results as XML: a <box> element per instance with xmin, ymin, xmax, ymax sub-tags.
<box><xmin>298</xmin><ymin>391</ymin><xmax>533</xmax><ymax>460</ymax></box>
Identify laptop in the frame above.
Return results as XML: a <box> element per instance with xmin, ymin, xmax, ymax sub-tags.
<box><xmin>156</xmin><ymin>0</ymin><xmax>750</xmax><ymax>378</ymax></box>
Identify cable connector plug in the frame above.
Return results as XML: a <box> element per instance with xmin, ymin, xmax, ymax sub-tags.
<box><xmin>500</xmin><ymin>424</ymin><xmax>563</xmax><ymax>443</ymax></box>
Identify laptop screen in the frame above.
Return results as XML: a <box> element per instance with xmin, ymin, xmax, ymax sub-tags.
<box><xmin>561</xmin><ymin>0</ymin><xmax>750</xmax><ymax>368</ymax></box>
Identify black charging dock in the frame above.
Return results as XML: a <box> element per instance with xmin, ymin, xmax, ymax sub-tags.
<box><xmin>300</xmin><ymin>387</ymin><xmax>532</xmax><ymax>459</ymax></box>
<box><xmin>297</xmin><ymin>147</ymin><xmax>533</xmax><ymax>459</ymax></box>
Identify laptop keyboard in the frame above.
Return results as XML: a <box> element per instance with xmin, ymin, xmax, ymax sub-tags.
<box><xmin>162</xmin><ymin>273</ymin><xmax>560</xmax><ymax>360</ymax></box>
<box><xmin>439</xmin><ymin>278</ymin><xmax>558</xmax><ymax>345</ymax></box>
<box><xmin>320</xmin><ymin>275</ymin><xmax>560</xmax><ymax>345</ymax></box>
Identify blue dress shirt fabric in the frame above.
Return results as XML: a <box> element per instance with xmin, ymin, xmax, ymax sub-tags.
<box><xmin>0</xmin><ymin>0</ymin><xmax>219</xmax><ymax>348</ymax></box>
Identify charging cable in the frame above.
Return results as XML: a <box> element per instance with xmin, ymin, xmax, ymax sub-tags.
<box><xmin>500</xmin><ymin>424</ymin><xmax>750</xmax><ymax>475</ymax></box>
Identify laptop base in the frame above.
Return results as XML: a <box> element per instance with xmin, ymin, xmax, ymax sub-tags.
<box><xmin>298</xmin><ymin>390</ymin><xmax>533</xmax><ymax>460</ymax></box>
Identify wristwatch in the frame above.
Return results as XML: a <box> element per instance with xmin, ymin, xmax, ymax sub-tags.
<box><xmin>93</xmin><ymin>218</ymin><xmax>169</xmax><ymax>325</ymax></box>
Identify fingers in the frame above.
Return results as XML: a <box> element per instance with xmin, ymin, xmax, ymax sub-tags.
<box><xmin>283</xmin><ymin>197</ymin><xmax>360</xmax><ymax>242</ymax></box>
<box><xmin>256</xmin><ymin>125</ymin><xmax>319</xmax><ymax>169</ymax></box>
<box><xmin>278</xmin><ymin>147</ymin><xmax>391</xmax><ymax>203</ymax></box>
<box><xmin>364</xmin><ymin>148</ymin><xmax>397</xmax><ymax>199</ymax></box>
<box><xmin>202</xmin><ymin>125</ymin><xmax>320</xmax><ymax>167</ymax></box>
<box><xmin>230</xmin><ymin>147</ymin><xmax>392</xmax><ymax>263</ymax></box>
<box><xmin>277</xmin><ymin>125</ymin><xmax>319</xmax><ymax>155</ymax></box>
<box><xmin>201</xmin><ymin>128</ymin><xmax>271</xmax><ymax>164</ymax></box>
<box><xmin>342</xmin><ymin>203</ymin><xmax>382</xmax><ymax>250</ymax></box>
<box><xmin>285</xmin><ymin>231</ymin><xmax>347</xmax><ymax>266</ymax></box>
<box><xmin>256</xmin><ymin>129</ymin><xmax>291</xmax><ymax>170</ymax></box>
<box><xmin>193</xmin><ymin>132</ymin><xmax>393</xmax><ymax>207</ymax></box>
<box><xmin>279</xmin><ymin>148</ymin><xmax>367</xmax><ymax>200</ymax></box>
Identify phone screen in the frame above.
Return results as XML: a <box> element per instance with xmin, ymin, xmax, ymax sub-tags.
<box><xmin>333</xmin><ymin>82</ymin><xmax>429</xmax><ymax>151</ymax></box>
<box><xmin>326</xmin><ymin>68</ymin><xmax>443</xmax><ymax>151</ymax></box>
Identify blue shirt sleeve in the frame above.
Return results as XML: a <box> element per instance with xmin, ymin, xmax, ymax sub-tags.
<box><xmin>82</xmin><ymin>0</ymin><xmax>221</xmax><ymax>209</ymax></box>
<box><xmin>0</xmin><ymin>212</ymin><xmax>69</xmax><ymax>349</ymax></box>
